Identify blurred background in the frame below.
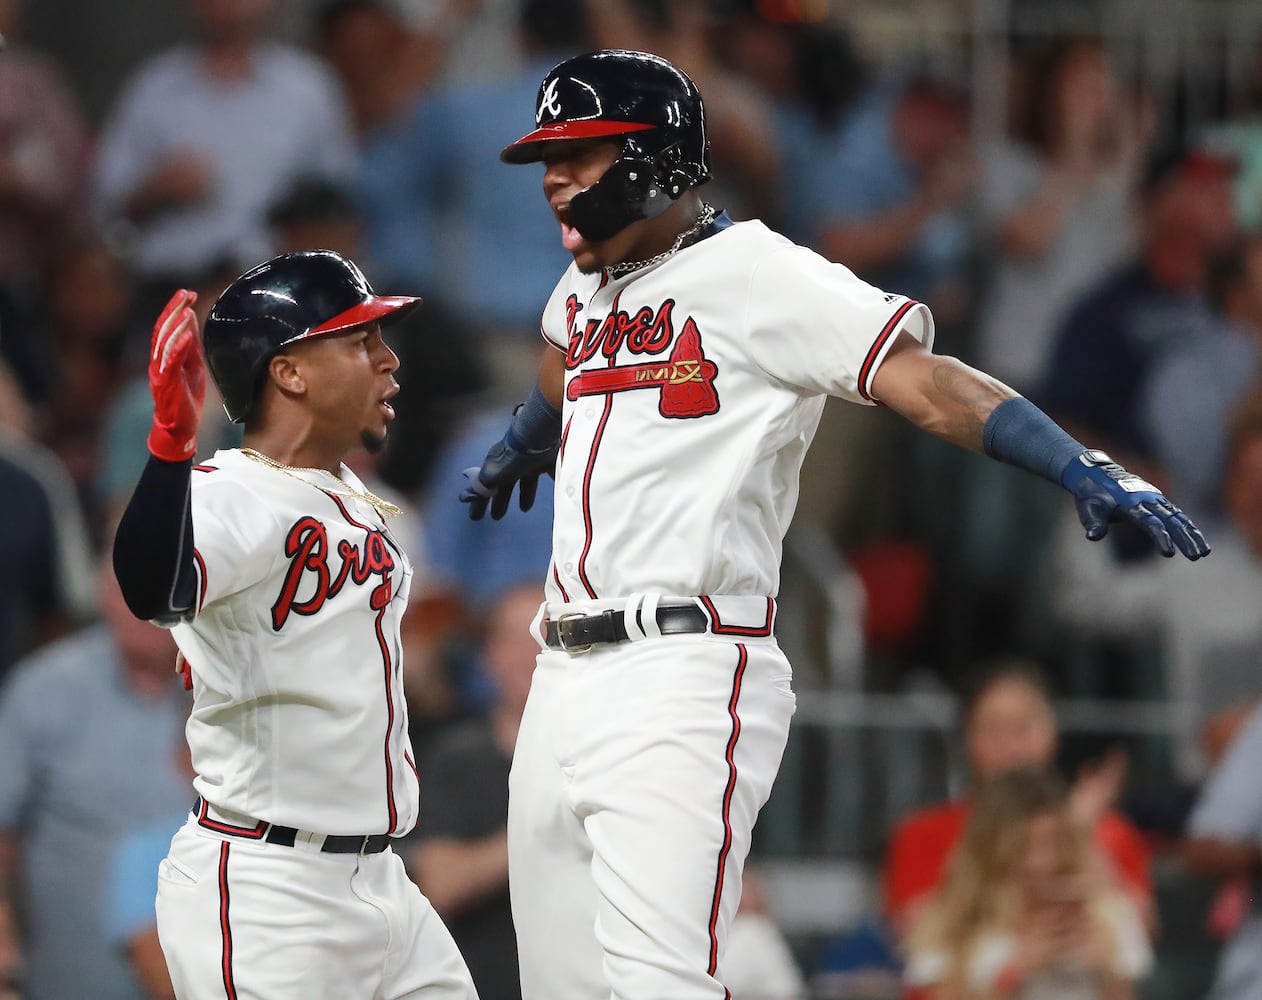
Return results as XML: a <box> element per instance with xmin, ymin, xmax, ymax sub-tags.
<box><xmin>4</xmin><ymin>0</ymin><xmax>1262</xmax><ymax>997</ymax></box>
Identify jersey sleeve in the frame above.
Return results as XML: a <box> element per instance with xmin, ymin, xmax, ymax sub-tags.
<box><xmin>743</xmin><ymin>241</ymin><xmax>934</xmax><ymax>402</ymax></box>
<box><xmin>539</xmin><ymin>266</ymin><xmax>587</xmax><ymax>352</ymax></box>
<box><xmin>186</xmin><ymin>474</ymin><xmax>285</xmax><ymax>614</ymax></box>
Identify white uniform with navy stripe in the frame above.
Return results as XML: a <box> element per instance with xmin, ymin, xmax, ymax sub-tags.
<box><xmin>154</xmin><ymin>449</ymin><xmax>476</xmax><ymax>1000</ymax></box>
<box><xmin>508</xmin><ymin>219</ymin><xmax>933</xmax><ymax>998</ymax></box>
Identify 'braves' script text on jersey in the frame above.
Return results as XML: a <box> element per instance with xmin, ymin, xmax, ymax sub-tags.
<box><xmin>170</xmin><ymin>450</ymin><xmax>419</xmax><ymax>838</ymax></box>
<box><xmin>540</xmin><ymin>219</ymin><xmax>934</xmax><ymax>603</ymax></box>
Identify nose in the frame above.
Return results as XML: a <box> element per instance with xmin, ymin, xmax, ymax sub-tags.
<box><xmin>543</xmin><ymin>160</ymin><xmax>575</xmax><ymax>199</ymax></box>
<box><xmin>375</xmin><ymin>335</ymin><xmax>400</xmax><ymax>373</ymax></box>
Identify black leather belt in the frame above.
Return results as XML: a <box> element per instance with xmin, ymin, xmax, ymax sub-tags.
<box><xmin>544</xmin><ymin>603</ymin><xmax>709</xmax><ymax>652</ymax></box>
<box><xmin>193</xmin><ymin>797</ymin><xmax>389</xmax><ymax>854</ymax></box>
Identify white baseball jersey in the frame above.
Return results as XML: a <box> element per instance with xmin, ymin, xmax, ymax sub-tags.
<box><xmin>540</xmin><ymin>218</ymin><xmax>934</xmax><ymax>604</ymax></box>
<box><xmin>170</xmin><ymin>448</ymin><xmax>418</xmax><ymax>838</ymax></box>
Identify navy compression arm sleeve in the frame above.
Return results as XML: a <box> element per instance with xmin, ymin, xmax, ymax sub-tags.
<box><xmin>982</xmin><ymin>396</ymin><xmax>1085</xmax><ymax>487</ymax></box>
<box><xmin>112</xmin><ymin>455</ymin><xmax>198</xmax><ymax>623</ymax></box>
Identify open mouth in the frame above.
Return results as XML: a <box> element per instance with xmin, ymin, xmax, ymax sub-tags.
<box><xmin>555</xmin><ymin>203</ymin><xmax>584</xmax><ymax>252</ymax></box>
<box><xmin>379</xmin><ymin>385</ymin><xmax>399</xmax><ymax>421</ymax></box>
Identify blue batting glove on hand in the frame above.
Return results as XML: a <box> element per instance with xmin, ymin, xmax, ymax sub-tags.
<box><xmin>1060</xmin><ymin>450</ymin><xmax>1210</xmax><ymax>560</ymax></box>
<box><xmin>459</xmin><ymin>429</ymin><xmax>558</xmax><ymax>522</ymax></box>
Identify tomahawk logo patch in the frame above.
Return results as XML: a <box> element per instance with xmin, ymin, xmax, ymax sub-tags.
<box><xmin>563</xmin><ymin>294</ymin><xmax>719</xmax><ymax>419</ymax></box>
<box><xmin>538</xmin><ymin>78</ymin><xmax>562</xmax><ymax>122</ymax></box>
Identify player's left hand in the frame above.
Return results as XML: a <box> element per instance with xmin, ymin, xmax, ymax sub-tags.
<box><xmin>147</xmin><ymin>288</ymin><xmax>206</xmax><ymax>463</ymax></box>
<box><xmin>1061</xmin><ymin>450</ymin><xmax>1209</xmax><ymax>560</ymax></box>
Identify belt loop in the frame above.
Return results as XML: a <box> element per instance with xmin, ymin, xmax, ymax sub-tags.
<box><xmin>639</xmin><ymin>593</ymin><xmax>663</xmax><ymax>639</ymax></box>
<box><xmin>622</xmin><ymin>593</ymin><xmax>647</xmax><ymax>641</ymax></box>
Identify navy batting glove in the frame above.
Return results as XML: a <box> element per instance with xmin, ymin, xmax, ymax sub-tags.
<box><xmin>1061</xmin><ymin>450</ymin><xmax>1210</xmax><ymax>560</ymax></box>
<box><xmin>459</xmin><ymin>440</ymin><xmax>556</xmax><ymax>521</ymax></box>
<box><xmin>460</xmin><ymin>387</ymin><xmax>561</xmax><ymax>521</ymax></box>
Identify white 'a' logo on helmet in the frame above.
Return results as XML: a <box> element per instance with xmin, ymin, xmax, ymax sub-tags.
<box><xmin>538</xmin><ymin>78</ymin><xmax>562</xmax><ymax>122</ymax></box>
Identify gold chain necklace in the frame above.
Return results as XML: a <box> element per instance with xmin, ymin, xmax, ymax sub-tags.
<box><xmin>605</xmin><ymin>203</ymin><xmax>717</xmax><ymax>277</ymax></box>
<box><xmin>239</xmin><ymin>447</ymin><xmax>402</xmax><ymax>519</ymax></box>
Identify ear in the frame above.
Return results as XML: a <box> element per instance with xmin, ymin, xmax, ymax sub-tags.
<box><xmin>267</xmin><ymin>352</ymin><xmax>308</xmax><ymax>400</ymax></box>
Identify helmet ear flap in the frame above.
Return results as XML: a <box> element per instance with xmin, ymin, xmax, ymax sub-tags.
<box><xmin>569</xmin><ymin>156</ymin><xmax>671</xmax><ymax>243</ymax></box>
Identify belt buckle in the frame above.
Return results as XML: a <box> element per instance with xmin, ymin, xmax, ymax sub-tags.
<box><xmin>556</xmin><ymin>611</ymin><xmax>594</xmax><ymax>655</ymax></box>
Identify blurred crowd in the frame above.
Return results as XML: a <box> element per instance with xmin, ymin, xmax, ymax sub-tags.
<box><xmin>3</xmin><ymin>0</ymin><xmax>1262</xmax><ymax>997</ymax></box>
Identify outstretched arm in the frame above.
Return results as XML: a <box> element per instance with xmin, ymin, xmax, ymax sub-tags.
<box><xmin>113</xmin><ymin>290</ymin><xmax>206</xmax><ymax>622</ymax></box>
<box><xmin>870</xmin><ymin>333</ymin><xmax>1209</xmax><ymax>560</ymax></box>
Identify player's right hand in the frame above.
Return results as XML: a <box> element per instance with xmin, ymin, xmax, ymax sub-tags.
<box><xmin>147</xmin><ymin>289</ymin><xmax>206</xmax><ymax>463</ymax></box>
<box><xmin>460</xmin><ymin>432</ymin><xmax>558</xmax><ymax>521</ymax></box>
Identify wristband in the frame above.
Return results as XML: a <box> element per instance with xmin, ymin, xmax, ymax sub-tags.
<box><xmin>983</xmin><ymin>396</ymin><xmax>1085</xmax><ymax>486</ymax></box>
<box><xmin>506</xmin><ymin>383</ymin><xmax>562</xmax><ymax>454</ymax></box>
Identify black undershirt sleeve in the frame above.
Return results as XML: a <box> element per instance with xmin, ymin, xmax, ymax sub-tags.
<box><xmin>112</xmin><ymin>454</ymin><xmax>198</xmax><ymax>624</ymax></box>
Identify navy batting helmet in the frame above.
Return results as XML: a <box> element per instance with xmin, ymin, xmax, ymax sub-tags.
<box><xmin>501</xmin><ymin>49</ymin><xmax>711</xmax><ymax>242</ymax></box>
<box><xmin>202</xmin><ymin>249</ymin><xmax>421</xmax><ymax>423</ymax></box>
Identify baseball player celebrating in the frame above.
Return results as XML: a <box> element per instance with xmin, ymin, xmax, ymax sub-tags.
<box><xmin>112</xmin><ymin>250</ymin><xmax>479</xmax><ymax>1000</ymax></box>
<box><xmin>460</xmin><ymin>50</ymin><xmax>1210</xmax><ymax>1000</ymax></box>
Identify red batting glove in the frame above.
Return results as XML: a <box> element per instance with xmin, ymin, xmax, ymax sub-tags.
<box><xmin>147</xmin><ymin>289</ymin><xmax>206</xmax><ymax>462</ymax></box>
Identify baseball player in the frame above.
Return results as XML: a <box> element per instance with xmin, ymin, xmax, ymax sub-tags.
<box><xmin>459</xmin><ymin>50</ymin><xmax>1210</xmax><ymax>1000</ymax></box>
<box><xmin>112</xmin><ymin>250</ymin><xmax>479</xmax><ymax>1000</ymax></box>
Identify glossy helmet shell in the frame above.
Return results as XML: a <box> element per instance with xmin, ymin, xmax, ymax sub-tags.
<box><xmin>202</xmin><ymin>250</ymin><xmax>421</xmax><ymax>422</ymax></box>
<box><xmin>500</xmin><ymin>49</ymin><xmax>711</xmax><ymax>242</ymax></box>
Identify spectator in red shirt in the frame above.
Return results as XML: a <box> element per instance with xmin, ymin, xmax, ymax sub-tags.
<box><xmin>883</xmin><ymin>660</ymin><xmax>1153</xmax><ymax>940</ymax></box>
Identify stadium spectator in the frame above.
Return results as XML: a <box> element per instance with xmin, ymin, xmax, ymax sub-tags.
<box><xmin>0</xmin><ymin>0</ymin><xmax>92</xmax><ymax>405</ymax></box>
<box><xmin>0</xmin><ymin>553</ymin><xmax>191</xmax><ymax>1000</ymax></box>
<box><xmin>903</xmin><ymin>767</ymin><xmax>1151</xmax><ymax>999</ymax></box>
<box><xmin>1052</xmin><ymin>388</ymin><xmax>1262</xmax><ymax>779</ymax></box>
<box><xmin>0</xmin><ymin>352</ymin><xmax>94</xmax><ymax>682</ymax></box>
<box><xmin>356</xmin><ymin>0</ymin><xmax>589</xmax><ymax>400</ymax></box>
<box><xmin>1142</xmin><ymin>233</ymin><xmax>1262</xmax><ymax>520</ymax></box>
<box><xmin>811</xmin><ymin>66</ymin><xmax>975</xmax><ymax>318</ymax></box>
<box><xmin>883</xmin><ymin>660</ymin><xmax>1153</xmax><ymax>938</ymax></box>
<box><xmin>974</xmin><ymin>35</ymin><xmax>1147</xmax><ymax>396</ymax></box>
<box><xmin>91</xmin><ymin>0</ymin><xmax>356</xmax><ymax>312</ymax></box>
<box><xmin>587</xmin><ymin>0</ymin><xmax>783</xmax><ymax>222</ymax></box>
<box><xmin>313</xmin><ymin>0</ymin><xmax>434</xmax><ymax>138</ymax></box>
<box><xmin>1039</xmin><ymin>142</ymin><xmax>1238</xmax><ymax>476</ymax></box>
<box><xmin>34</xmin><ymin>232</ymin><xmax>141</xmax><ymax>527</ymax></box>
<box><xmin>1179</xmin><ymin>700</ymin><xmax>1262</xmax><ymax>1000</ymax></box>
<box><xmin>406</xmin><ymin>581</ymin><xmax>542</xmax><ymax>1000</ymax></box>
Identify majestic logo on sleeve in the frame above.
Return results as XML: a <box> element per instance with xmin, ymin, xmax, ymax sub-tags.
<box><xmin>271</xmin><ymin>517</ymin><xmax>395</xmax><ymax>631</ymax></box>
<box><xmin>563</xmin><ymin>294</ymin><xmax>719</xmax><ymax>418</ymax></box>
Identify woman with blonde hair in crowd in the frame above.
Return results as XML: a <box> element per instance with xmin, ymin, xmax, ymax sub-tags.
<box><xmin>903</xmin><ymin>768</ymin><xmax>1151</xmax><ymax>1000</ymax></box>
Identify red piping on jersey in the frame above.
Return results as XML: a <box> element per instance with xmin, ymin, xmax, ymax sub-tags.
<box><xmin>551</xmin><ymin>419</ymin><xmax>573</xmax><ymax>602</ymax></box>
<box><xmin>577</xmin><ymin>349</ymin><xmax>618</xmax><ymax>599</ymax></box>
<box><xmin>551</xmin><ymin>563</ymin><xmax>571</xmax><ymax>603</ymax></box>
<box><xmin>193</xmin><ymin>464</ymin><xmax>219</xmax><ymax>473</ymax></box>
<box><xmin>698</xmin><ymin>597</ymin><xmax>775</xmax><ymax>637</ymax></box>
<box><xmin>196</xmin><ymin>799</ymin><xmax>268</xmax><ymax>839</ymax></box>
<box><xmin>218</xmin><ymin>842</ymin><xmax>238</xmax><ymax>1000</ymax></box>
<box><xmin>858</xmin><ymin>300</ymin><xmax>918</xmax><ymax>402</ymax></box>
<box><xmin>328</xmin><ymin>494</ymin><xmax>401</xmax><ymax>835</ymax></box>
<box><xmin>707</xmin><ymin>643</ymin><xmax>747</xmax><ymax>996</ymax></box>
<box><xmin>193</xmin><ymin>548</ymin><xmax>208</xmax><ymax>613</ymax></box>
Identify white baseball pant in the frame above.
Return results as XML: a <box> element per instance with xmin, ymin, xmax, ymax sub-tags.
<box><xmin>156</xmin><ymin>818</ymin><xmax>479</xmax><ymax>999</ymax></box>
<box><xmin>508</xmin><ymin>630</ymin><xmax>795</xmax><ymax>999</ymax></box>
